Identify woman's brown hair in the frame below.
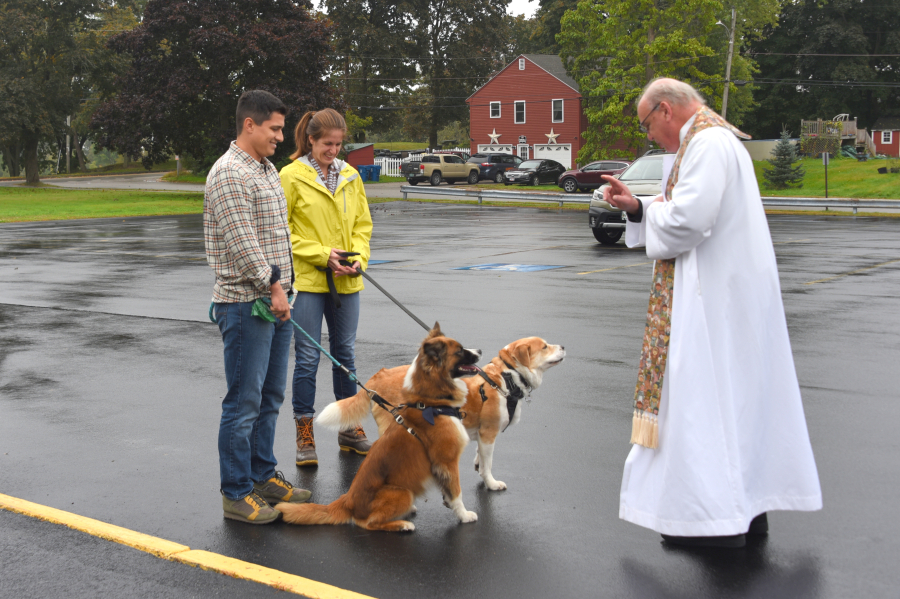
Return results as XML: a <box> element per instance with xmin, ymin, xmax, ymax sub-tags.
<box><xmin>290</xmin><ymin>109</ymin><xmax>347</xmax><ymax>160</ymax></box>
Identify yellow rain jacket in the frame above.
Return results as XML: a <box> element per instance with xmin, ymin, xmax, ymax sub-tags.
<box><xmin>279</xmin><ymin>156</ymin><xmax>372</xmax><ymax>294</ymax></box>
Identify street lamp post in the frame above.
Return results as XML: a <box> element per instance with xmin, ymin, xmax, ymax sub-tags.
<box><xmin>717</xmin><ymin>8</ymin><xmax>736</xmax><ymax>120</ymax></box>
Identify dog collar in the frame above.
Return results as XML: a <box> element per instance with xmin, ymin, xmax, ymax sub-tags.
<box><xmin>406</xmin><ymin>402</ymin><xmax>464</xmax><ymax>425</ymax></box>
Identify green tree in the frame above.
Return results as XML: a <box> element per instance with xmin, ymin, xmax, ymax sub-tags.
<box><xmin>743</xmin><ymin>0</ymin><xmax>900</xmax><ymax>139</ymax></box>
<box><xmin>501</xmin><ymin>13</ymin><xmax>542</xmax><ymax>60</ymax></box>
<box><xmin>762</xmin><ymin>128</ymin><xmax>804</xmax><ymax>189</ymax></box>
<box><xmin>557</xmin><ymin>0</ymin><xmax>777</xmax><ymax>162</ymax></box>
<box><xmin>92</xmin><ymin>0</ymin><xmax>340</xmax><ymax>172</ymax></box>
<box><xmin>531</xmin><ymin>0</ymin><xmax>578</xmax><ymax>54</ymax></box>
<box><xmin>324</xmin><ymin>0</ymin><xmax>414</xmax><ymax>138</ymax></box>
<box><xmin>0</xmin><ymin>0</ymin><xmax>133</xmax><ymax>183</ymax></box>
<box><xmin>399</xmin><ymin>0</ymin><xmax>510</xmax><ymax>148</ymax></box>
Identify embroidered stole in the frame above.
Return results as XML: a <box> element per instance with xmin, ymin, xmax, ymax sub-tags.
<box><xmin>631</xmin><ymin>106</ymin><xmax>750</xmax><ymax>449</ymax></box>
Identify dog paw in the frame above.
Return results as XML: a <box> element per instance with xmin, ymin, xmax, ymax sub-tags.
<box><xmin>458</xmin><ymin>511</ymin><xmax>478</xmax><ymax>523</ymax></box>
<box><xmin>399</xmin><ymin>521</ymin><xmax>416</xmax><ymax>532</ymax></box>
<box><xmin>486</xmin><ymin>480</ymin><xmax>507</xmax><ymax>491</ymax></box>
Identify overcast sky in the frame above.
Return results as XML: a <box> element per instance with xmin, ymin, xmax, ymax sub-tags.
<box><xmin>507</xmin><ymin>0</ymin><xmax>538</xmax><ymax>18</ymax></box>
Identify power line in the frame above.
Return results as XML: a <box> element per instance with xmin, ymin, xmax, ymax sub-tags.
<box><xmin>748</xmin><ymin>52</ymin><xmax>900</xmax><ymax>57</ymax></box>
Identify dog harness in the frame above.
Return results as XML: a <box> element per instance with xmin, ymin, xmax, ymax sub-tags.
<box><xmin>404</xmin><ymin>402</ymin><xmax>464</xmax><ymax>425</ymax></box>
<box><xmin>478</xmin><ymin>362</ymin><xmax>532</xmax><ymax>433</ymax></box>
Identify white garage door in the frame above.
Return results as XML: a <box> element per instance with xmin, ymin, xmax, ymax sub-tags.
<box><xmin>533</xmin><ymin>144</ymin><xmax>572</xmax><ymax>169</ymax></box>
<box><xmin>477</xmin><ymin>144</ymin><xmax>514</xmax><ymax>154</ymax></box>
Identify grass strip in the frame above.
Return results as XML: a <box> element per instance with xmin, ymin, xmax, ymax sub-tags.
<box><xmin>0</xmin><ymin>186</ymin><xmax>203</xmax><ymax>223</ymax></box>
<box><xmin>2</xmin><ymin>188</ymin><xmax>897</xmax><ymax>224</ymax></box>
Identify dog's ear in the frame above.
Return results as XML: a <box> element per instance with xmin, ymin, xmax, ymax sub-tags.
<box><xmin>512</xmin><ymin>341</ymin><xmax>533</xmax><ymax>366</ymax></box>
<box><xmin>427</xmin><ymin>322</ymin><xmax>443</xmax><ymax>339</ymax></box>
<box><xmin>422</xmin><ymin>338</ymin><xmax>445</xmax><ymax>365</ymax></box>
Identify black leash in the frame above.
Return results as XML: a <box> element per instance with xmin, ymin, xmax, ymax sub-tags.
<box><xmin>311</xmin><ymin>253</ymin><xmax>467</xmax><ymax>435</ymax></box>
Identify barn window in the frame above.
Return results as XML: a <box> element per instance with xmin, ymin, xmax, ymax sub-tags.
<box><xmin>490</xmin><ymin>102</ymin><xmax>500</xmax><ymax>118</ymax></box>
<box><xmin>552</xmin><ymin>99</ymin><xmax>564</xmax><ymax>123</ymax></box>
<box><xmin>883</xmin><ymin>131</ymin><xmax>893</xmax><ymax>144</ymax></box>
<box><xmin>519</xmin><ymin>58</ymin><xmax>525</xmax><ymax>70</ymax></box>
<box><xmin>515</xmin><ymin>101</ymin><xmax>525</xmax><ymax>124</ymax></box>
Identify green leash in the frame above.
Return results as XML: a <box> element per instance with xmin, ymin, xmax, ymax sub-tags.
<box><xmin>208</xmin><ymin>298</ymin><xmax>417</xmax><ymax>435</ymax></box>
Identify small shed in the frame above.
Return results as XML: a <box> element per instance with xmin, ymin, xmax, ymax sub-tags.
<box><xmin>344</xmin><ymin>143</ymin><xmax>375</xmax><ymax>170</ymax></box>
<box><xmin>871</xmin><ymin>116</ymin><xmax>900</xmax><ymax>157</ymax></box>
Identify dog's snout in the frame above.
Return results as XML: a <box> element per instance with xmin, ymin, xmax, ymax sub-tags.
<box><xmin>464</xmin><ymin>348</ymin><xmax>482</xmax><ymax>362</ymax></box>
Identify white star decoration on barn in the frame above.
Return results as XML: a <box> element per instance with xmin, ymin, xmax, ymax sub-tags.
<box><xmin>488</xmin><ymin>129</ymin><xmax>502</xmax><ymax>143</ymax></box>
<box><xmin>545</xmin><ymin>128</ymin><xmax>560</xmax><ymax>144</ymax></box>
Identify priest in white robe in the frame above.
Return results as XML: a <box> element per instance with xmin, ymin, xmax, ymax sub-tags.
<box><xmin>603</xmin><ymin>78</ymin><xmax>822</xmax><ymax>548</ymax></box>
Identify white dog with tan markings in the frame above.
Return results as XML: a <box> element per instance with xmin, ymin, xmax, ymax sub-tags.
<box><xmin>326</xmin><ymin>337</ymin><xmax>565</xmax><ymax>491</ymax></box>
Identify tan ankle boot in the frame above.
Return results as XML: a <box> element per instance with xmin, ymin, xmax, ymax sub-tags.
<box><xmin>295</xmin><ymin>416</ymin><xmax>318</xmax><ymax>467</ymax></box>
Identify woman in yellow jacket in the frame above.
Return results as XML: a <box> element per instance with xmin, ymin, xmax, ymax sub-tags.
<box><xmin>280</xmin><ymin>109</ymin><xmax>373</xmax><ymax>467</ymax></box>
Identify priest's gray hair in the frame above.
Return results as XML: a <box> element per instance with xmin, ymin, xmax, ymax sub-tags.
<box><xmin>639</xmin><ymin>78</ymin><xmax>706</xmax><ymax>109</ymax></box>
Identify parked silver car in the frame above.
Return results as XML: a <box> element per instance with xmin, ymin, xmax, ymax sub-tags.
<box><xmin>588</xmin><ymin>153</ymin><xmax>672</xmax><ymax>244</ymax></box>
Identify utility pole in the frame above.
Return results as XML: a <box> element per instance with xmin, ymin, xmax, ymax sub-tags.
<box><xmin>66</xmin><ymin>115</ymin><xmax>71</xmax><ymax>174</ymax></box>
<box><xmin>718</xmin><ymin>8</ymin><xmax>736</xmax><ymax>120</ymax></box>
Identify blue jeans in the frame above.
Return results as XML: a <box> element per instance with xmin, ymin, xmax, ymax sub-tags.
<box><xmin>291</xmin><ymin>292</ymin><xmax>360</xmax><ymax>417</ymax></box>
<box><xmin>215</xmin><ymin>300</ymin><xmax>292</xmax><ymax>500</ymax></box>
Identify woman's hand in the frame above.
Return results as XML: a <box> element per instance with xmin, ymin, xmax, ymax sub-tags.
<box><xmin>328</xmin><ymin>249</ymin><xmax>360</xmax><ymax>277</ymax></box>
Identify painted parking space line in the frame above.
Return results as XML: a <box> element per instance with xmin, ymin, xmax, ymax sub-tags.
<box><xmin>804</xmin><ymin>258</ymin><xmax>900</xmax><ymax>285</ymax></box>
<box><xmin>0</xmin><ymin>493</ymin><xmax>376</xmax><ymax>599</ymax></box>
<box><xmin>454</xmin><ymin>263</ymin><xmax>566</xmax><ymax>272</ymax></box>
<box><xmin>578</xmin><ymin>261</ymin><xmax>652</xmax><ymax>275</ymax></box>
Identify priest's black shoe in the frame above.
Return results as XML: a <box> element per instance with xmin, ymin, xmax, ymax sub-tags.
<box><xmin>661</xmin><ymin>533</ymin><xmax>746</xmax><ymax>548</ymax></box>
<box><xmin>748</xmin><ymin>512</ymin><xmax>768</xmax><ymax>535</ymax></box>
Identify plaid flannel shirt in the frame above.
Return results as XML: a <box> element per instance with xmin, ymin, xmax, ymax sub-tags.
<box><xmin>204</xmin><ymin>142</ymin><xmax>293</xmax><ymax>303</ymax></box>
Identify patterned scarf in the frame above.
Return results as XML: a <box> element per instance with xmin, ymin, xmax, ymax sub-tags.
<box><xmin>631</xmin><ymin>106</ymin><xmax>750</xmax><ymax>449</ymax></box>
<box><xmin>308</xmin><ymin>154</ymin><xmax>340</xmax><ymax>194</ymax></box>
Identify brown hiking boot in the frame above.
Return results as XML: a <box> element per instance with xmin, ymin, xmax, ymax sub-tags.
<box><xmin>295</xmin><ymin>416</ymin><xmax>318</xmax><ymax>467</ymax></box>
<box><xmin>338</xmin><ymin>426</ymin><xmax>372</xmax><ymax>455</ymax></box>
<box><xmin>254</xmin><ymin>470</ymin><xmax>311</xmax><ymax>504</ymax></box>
<box><xmin>222</xmin><ymin>490</ymin><xmax>280</xmax><ymax>525</ymax></box>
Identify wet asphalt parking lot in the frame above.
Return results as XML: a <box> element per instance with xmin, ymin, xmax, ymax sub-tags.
<box><xmin>1</xmin><ymin>203</ymin><xmax>898</xmax><ymax>599</ymax></box>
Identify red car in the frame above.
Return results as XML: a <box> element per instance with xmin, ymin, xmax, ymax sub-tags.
<box><xmin>557</xmin><ymin>160</ymin><xmax>632</xmax><ymax>193</ymax></box>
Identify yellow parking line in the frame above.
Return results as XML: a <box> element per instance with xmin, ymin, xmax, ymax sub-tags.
<box><xmin>804</xmin><ymin>258</ymin><xmax>900</xmax><ymax>285</ymax></box>
<box><xmin>578</xmin><ymin>261</ymin><xmax>652</xmax><ymax>275</ymax></box>
<box><xmin>0</xmin><ymin>493</ymin><xmax>376</xmax><ymax>599</ymax></box>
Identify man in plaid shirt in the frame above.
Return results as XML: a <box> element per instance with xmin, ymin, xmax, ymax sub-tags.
<box><xmin>205</xmin><ymin>90</ymin><xmax>310</xmax><ymax>524</ymax></box>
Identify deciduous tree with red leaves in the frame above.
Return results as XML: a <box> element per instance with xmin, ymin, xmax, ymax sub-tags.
<box><xmin>92</xmin><ymin>0</ymin><xmax>341</xmax><ymax>172</ymax></box>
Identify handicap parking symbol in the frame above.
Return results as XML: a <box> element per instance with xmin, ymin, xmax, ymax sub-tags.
<box><xmin>454</xmin><ymin>263</ymin><xmax>566</xmax><ymax>272</ymax></box>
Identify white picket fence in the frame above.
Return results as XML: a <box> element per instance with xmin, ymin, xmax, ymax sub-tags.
<box><xmin>374</xmin><ymin>147</ymin><xmax>471</xmax><ymax>178</ymax></box>
<box><xmin>375</xmin><ymin>157</ymin><xmax>403</xmax><ymax>177</ymax></box>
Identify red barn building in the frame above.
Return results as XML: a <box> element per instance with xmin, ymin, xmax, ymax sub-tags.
<box><xmin>871</xmin><ymin>116</ymin><xmax>900</xmax><ymax>157</ymax></box>
<box><xmin>467</xmin><ymin>55</ymin><xmax>586</xmax><ymax>169</ymax></box>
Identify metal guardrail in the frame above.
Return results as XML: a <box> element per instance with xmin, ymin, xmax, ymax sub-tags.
<box><xmin>399</xmin><ymin>185</ymin><xmax>900</xmax><ymax>214</ymax></box>
<box><xmin>400</xmin><ymin>185</ymin><xmax>590</xmax><ymax>207</ymax></box>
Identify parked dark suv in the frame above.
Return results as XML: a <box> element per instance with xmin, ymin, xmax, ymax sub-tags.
<box><xmin>466</xmin><ymin>153</ymin><xmax>522</xmax><ymax>183</ymax></box>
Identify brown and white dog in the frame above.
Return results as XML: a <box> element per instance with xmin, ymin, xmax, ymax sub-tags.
<box><xmin>276</xmin><ymin>323</ymin><xmax>481</xmax><ymax>532</ymax></box>
<box><xmin>327</xmin><ymin>337</ymin><xmax>565</xmax><ymax>491</ymax></box>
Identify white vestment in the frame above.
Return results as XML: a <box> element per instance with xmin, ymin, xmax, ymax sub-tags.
<box><xmin>619</xmin><ymin>116</ymin><xmax>822</xmax><ymax>536</ymax></box>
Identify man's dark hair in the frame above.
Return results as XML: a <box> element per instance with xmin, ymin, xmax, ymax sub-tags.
<box><xmin>235</xmin><ymin>90</ymin><xmax>287</xmax><ymax>137</ymax></box>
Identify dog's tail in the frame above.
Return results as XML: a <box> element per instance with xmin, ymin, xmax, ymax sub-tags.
<box><xmin>317</xmin><ymin>389</ymin><xmax>372</xmax><ymax>431</ymax></box>
<box><xmin>276</xmin><ymin>497</ymin><xmax>353</xmax><ymax>526</ymax></box>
